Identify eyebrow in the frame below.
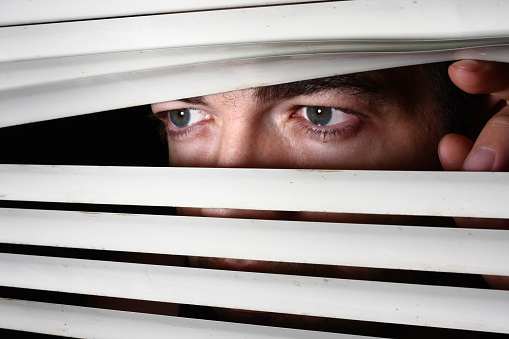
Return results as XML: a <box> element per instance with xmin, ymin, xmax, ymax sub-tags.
<box><xmin>179</xmin><ymin>96</ymin><xmax>208</xmax><ymax>105</ymax></box>
<box><xmin>178</xmin><ymin>73</ymin><xmax>384</xmax><ymax>106</ymax></box>
<box><xmin>254</xmin><ymin>73</ymin><xmax>384</xmax><ymax>104</ymax></box>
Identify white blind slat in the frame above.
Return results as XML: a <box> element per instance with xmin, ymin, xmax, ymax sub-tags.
<box><xmin>3</xmin><ymin>0</ymin><xmax>509</xmax><ymax>63</ymax></box>
<box><xmin>0</xmin><ymin>165</ymin><xmax>508</xmax><ymax>218</ymax></box>
<box><xmin>1</xmin><ymin>0</ymin><xmax>508</xmax><ymax>127</ymax></box>
<box><xmin>0</xmin><ymin>0</ymin><xmax>330</xmax><ymax>26</ymax></box>
<box><xmin>1</xmin><ymin>46</ymin><xmax>508</xmax><ymax>128</ymax></box>
<box><xmin>1</xmin><ymin>208</ymin><xmax>508</xmax><ymax>276</ymax></box>
<box><xmin>0</xmin><ymin>298</ymin><xmax>363</xmax><ymax>339</ymax></box>
<box><xmin>1</xmin><ymin>253</ymin><xmax>508</xmax><ymax>333</ymax></box>
<box><xmin>5</xmin><ymin>42</ymin><xmax>508</xmax><ymax>93</ymax></box>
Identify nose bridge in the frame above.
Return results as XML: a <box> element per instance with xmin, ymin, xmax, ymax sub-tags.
<box><xmin>216</xmin><ymin>112</ymin><xmax>258</xmax><ymax>168</ymax></box>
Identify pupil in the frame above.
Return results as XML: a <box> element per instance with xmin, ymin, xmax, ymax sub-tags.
<box><xmin>306</xmin><ymin>106</ymin><xmax>332</xmax><ymax>126</ymax></box>
<box><xmin>169</xmin><ymin>108</ymin><xmax>191</xmax><ymax>128</ymax></box>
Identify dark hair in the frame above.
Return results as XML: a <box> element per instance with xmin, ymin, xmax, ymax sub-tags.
<box><xmin>253</xmin><ymin>61</ymin><xmax>482</xmax><ymax>137</ymax></box>
<box><xmin>425</xmin><ymin>61</ymin><xmax>482</xmax><ymax>136</ymax></box>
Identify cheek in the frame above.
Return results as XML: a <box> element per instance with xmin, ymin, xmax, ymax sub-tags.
<box><xmin>379</xmin><ymin>117</ymin><xmax>443</xmax><ymax>170</ymax></box>
<box><xmin>167</xmin><ymin>111</ymin><xmax>443</xmax><ymax>171</ymax></box>
<box><xmin>167</xmin><ymin>133</ymin><xmax>216</xmax><ymax>167</ymax></box>
<box><xmin>347</xmin><ymin>117</ymin><xmax>442</xmax><ymax>170</ymax></box>
<box><xmin>287</xmin><ymin>121</ymin><xmax>442</xmax><ymax>171</ymax></box>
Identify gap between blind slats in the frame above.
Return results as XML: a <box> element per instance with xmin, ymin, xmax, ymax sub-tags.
<box><xmin>0</xmin><ymin>299</ymin><xmax>368</xmax><ymax>339</ymax></box>
<box><xmin>1</xmin><ymin>208</ymin><xmax>508</xmax><ymax>276</ymax></box>
<box><xmin>0</xmin><ymin>165</ymin><xmax>508</xmax><ymax>218</ymax></box>
<box><xmin>0</xmin><ymin>0</ymin><xmax>330</xmax><ymax>26</ymax></box>
<box><xmin>1</xmin><ymin>253</ymin><xmax>508</xmax><ymax>333</ymax></box>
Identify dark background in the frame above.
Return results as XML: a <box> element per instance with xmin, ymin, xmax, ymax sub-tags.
<box><xmin>0</xmin><ymin>105</ymin><xmax>169</xmax><ymax>166</ymax></box>
<box><xmin>0</xmin><ymin>105</ymin><xmax>176</xmax><ymax>338</ymax></box>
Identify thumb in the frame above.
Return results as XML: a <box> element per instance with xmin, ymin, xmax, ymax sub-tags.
<box><xmin>440</xmin><ymin>133</ymin><xmax>509</xmax><ymax>290</ymax></box>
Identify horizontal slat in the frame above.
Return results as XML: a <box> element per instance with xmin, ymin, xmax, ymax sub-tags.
<box><xmin>1</xmin><ymin>0</ymin><xmax>508</xmax><ymax>127</ymax></box>
<box><xmin>2</xmin><ymin>1</ymin><xmax>509</xmax><ymax>63</ymax></box>
<box><xmin>2</xmin><ymin>46</ymin><xmax>508</xmax><ymax>128</ymax></box>
<box><xmin>0</xmin><ymin>298</ymin><xmax>359</xmax><ymax>339</ymax></box>
<box><xmin>1</xmin><ymin>253</ymin><xmax>508</xmax><ymax>333</ymax></box>
<box><xmin>1</xmin><ymin>208</ymin><xmax>508</xmax><ymax>275</ymax></box>
<box><xmin>4</xmin><ymin>42</ymin><xmax>508</xmax><ymax>93</ymax></box>
<box><xmin>0</xmin><ymin>165</ymin><xmax>508</xmax><ymax>218</ymax></box>
<box><xmin>0</xmin><ymin>0</ymin><xmax>328</xmax><ymax>26</ymax></box>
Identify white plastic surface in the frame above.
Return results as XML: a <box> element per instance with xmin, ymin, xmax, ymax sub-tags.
<box><xmin>1</xmin><ymin>253</ymin><xmax>508</xmax><ymax>333</ymax></box>
<box><xmin>0</xmin><ymin>298</ymin><xmax>366</xmax><ymax>339</ymax></box>
<box><xmin>3</xmin><ymin>1</ymin><xmax>509</xmax><ymax>62</ymax></box>
<box><xmin>1</xmin><ymin>208</ymin><xmax>508</xmax><ymax>275</ymax></box>
<box><xmin>0</xmin><ymin>165</ymin><xmax>508</xmax><ymax>218</ymax></box>
<box><xmin>5</xmin><ymin>43</ymin><xmax>508</xmax><ymax>93</ymax></box>
<box><xmin>0</xmin><ymin>46</ymin><xmax>507</xmax><ymax>128</ymax></box>
<box><xmin>0</xmin><ymin>0</ymin><xmax>332</xmax><ymax>26</ymax></box>
<box><xmin>1</xmin><ymin>0</ymin><xmax>509</xmax><ymax>127</ymax></box>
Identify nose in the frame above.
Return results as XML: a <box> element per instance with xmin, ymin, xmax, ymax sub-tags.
<box><xmin>203</xmin><ymin>123</ymin><xmax>295</xmax><ymax>220</ymax></box>
<box><xmin>215</xmin><ymin>123</ymin><xmax>257</xmax><ymax>168</ymax></box>
<box><xmin>213</xmin><ymin>108</ymin><xmax>274</xmax><ymax>168</ymax></box>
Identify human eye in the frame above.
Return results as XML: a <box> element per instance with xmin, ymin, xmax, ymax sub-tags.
<box><xmin>293</xmin><ymin>106</ymin><xmax>360</xmax><ymax>140</ymax></box>
<box><xmin>302</xmin><ymin>106</ymin><xmax>352</xmax><ymax>126</ymax></box>
<box><xmin>158</xmin><ymin>108</ymin><xmax>212</xmax><ymax>139</ymax></box>
<box><xmin>167</xmin><ymin>108</ymin><xmax>209</xmax><ymax>128</ymax></box>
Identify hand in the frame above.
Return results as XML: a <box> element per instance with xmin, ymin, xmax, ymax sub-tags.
<box><xmin>440</xmin><ymin>60</ymin><xmax>509</xmax><ymax>172</ymax></box>
<box><xmin>438</xmin><ymin>60</ymin><xmax>509</xmax><ymax>289</ymax></box>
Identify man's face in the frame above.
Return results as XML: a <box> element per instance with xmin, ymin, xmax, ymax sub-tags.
<box><xmin>151</xmin><ymin>65</ymin><xmax>451</xmax><ymax>332</ymax></box>
<box><xmin>152</xmin><ymin>64</ymin><xmax>446</xmax><ymax>225</ymax></box>
<box><xmin>152</xmin><ymin>66</ymin><xmax>443</xmax><ymax>172</ymax></box>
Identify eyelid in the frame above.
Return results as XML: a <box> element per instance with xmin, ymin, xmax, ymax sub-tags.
<box><xmin>291</xmin><ymin>105</ymin><xmax>361</xmax><ymax>141</ymax></box>
<box><xmin>154</xmin><ymin>105</ymin><xmax>208</xmax><ymax>120</ymax></box>
<box><xmin>158</xmin><ymin>107</ymin><xmax>214</xmax><ymax>141</ymax></box>
<box><xmin>152</xmin><ymin>100</ymin><xmax>205</xmax><ymax>115</ymax></box>
<box><xmin>293</xmin><ymin>106</ymin><xmax>357</xmax><ymax>126</ymax></box>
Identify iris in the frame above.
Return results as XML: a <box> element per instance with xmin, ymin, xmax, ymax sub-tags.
<box><xmin>169</xmin><ymin>109</ymin><xmax>191</xmax><ymax>128</ymax></box>
<box><xmin>306</xmin><ymin>107</ymin><xmax>332</xmax><ymax>126</ymax></box>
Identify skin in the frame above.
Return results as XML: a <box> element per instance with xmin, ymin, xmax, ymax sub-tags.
<box><xmin>152</xmin><ymin>61</ymin><xmax>508</xmax><ymax>335</ymax></box>
<box><xmin>440</xmin><ymin>60</ymin><xmax>509</xmax><ymax>290</ymax></box>
<box><xmin>152</xmin><ymin>66</ymin><xmax>444</xmax><ymax>172</ymax></box>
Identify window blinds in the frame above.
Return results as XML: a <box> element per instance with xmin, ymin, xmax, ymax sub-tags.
<box><xmin>1</xmin><ymin>0</ymin><xmax>509</xmax><ymax>127</ymax></box>
<box><xmin>1</xmin><ymin>1</ymin><xmax>509</xmax><ymax>338</ymax></box>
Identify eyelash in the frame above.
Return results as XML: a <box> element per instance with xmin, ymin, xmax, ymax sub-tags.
<box><xmin>155</xmin><ymin>110</ymin><xmax>207</xmax><ymax>140</ymax></box>
<box><xmin>297</xmin><ymin>120</ymin><xmax>360</xmax><ymax>141</ymax></box>
<box><xmin>166</xmin><ymin>126</ymin><xmax>194</xmax><ymax>140</ymax></box>
<box><xmin>156</xmin><ymin>105</ymin><xmax>362</xmax><ymax>142</ymax></box>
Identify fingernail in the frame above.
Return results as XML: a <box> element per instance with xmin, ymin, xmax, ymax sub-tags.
<box><xmin>463</xmin><ymin>147</ymin><xmax>496</xmax><ymax>171</ymax></box>
<box><xmin>453</xmin><ymin>60</ymin><xmax>483</xmax><ymax>72</ymax></box>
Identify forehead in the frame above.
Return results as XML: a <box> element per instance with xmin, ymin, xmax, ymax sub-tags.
<box><xmin>156</xmin><ymin>65</ymin><xmax>430</xmax><ymax>110</ymax></box>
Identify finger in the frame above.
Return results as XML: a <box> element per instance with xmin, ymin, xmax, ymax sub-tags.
<box><xmin>448</xmin><ymin>60</ymin><xmax>509</xmax><ymax>100</ymax></box>
<box><xmin>462</xmin><ymin>105</ymin><xmax>509</xmax><ymax>172</ymax></box>
<box><xmin>451</xmin><ymin>115</ymin><xmax>509</xmax><ymax>289</ymax></box>
<box><xmin>447</xmin><ymin>60</ymin><xmax>509</xmax><ymax>290</ymax></box>
<box><xmin>438</xmin><ymin>133</ymin><xmax>474</xmax><ymax>171</ymax></box>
